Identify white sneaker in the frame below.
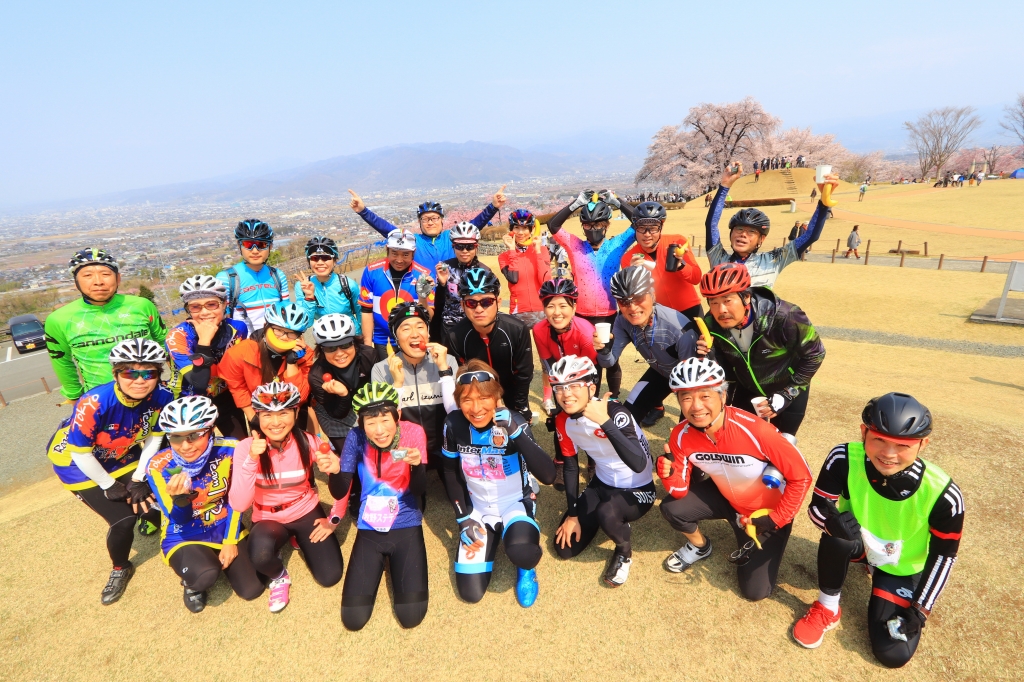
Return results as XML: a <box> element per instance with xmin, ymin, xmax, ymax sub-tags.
<box><xmin>664</xmin><ymin>538</ymin><xmax>713</xmax><ymax>573</ymax></box>
<box><xmin>268</xmin><ymin>570</ymin><xmax>291</xmax><ymax>613</ymax></box>
<box><xmin>603</xmin><ymin>553</ymin><xmax>632</xmax><ymax>587</ymax></box>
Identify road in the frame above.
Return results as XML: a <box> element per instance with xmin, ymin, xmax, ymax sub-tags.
<box><xmin>0</xmin><ymin>340</ymin><xmax>62</xmax><ymax>403</ymax></box>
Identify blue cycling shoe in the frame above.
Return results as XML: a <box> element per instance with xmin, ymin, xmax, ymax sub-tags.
<box><xmin>515</xmin><ymin>568</ymin><xmax>538</xmax><ymax>608</ymax></box>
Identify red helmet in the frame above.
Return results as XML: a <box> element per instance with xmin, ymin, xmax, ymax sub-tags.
<box><xmin>700</xmin><ymin>263</ymin><xmax>751</xmax><ymax>298</ymax></box>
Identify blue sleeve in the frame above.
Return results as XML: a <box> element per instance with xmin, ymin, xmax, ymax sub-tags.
<box><xmin>792</xmin><ymin>202</ymin><xmax>829</xmax><ymax>255</ymax></box>
<box><xmin>470</xmin><ymin>203</ymin><xmax>498</xmax><ymax>228</ymax></box>
<box><xmin>358</xmin><ymin>207</ymin><xmax>398</xmax><ymax>238</ymax></box>
<box><xmin>705</xmin><ymin>186</ymin><xmax>729</xmax><ymax>249</ymax></box>
<box><xmin>293</xmin><ymin>281</ymin><xmax>316</xmax><ymax>318</ymax></box>
<box><xmin>346</xmin><ymin>277</ymin><xmax>363</xmax><ymax>334</ymax></box>
<box><xmin>605</xmin><ymin>225</ymin><xmax>637</xmax><ymax>256</ymax></box>
<box><xmin>340</xmin><ymin>430</ymin><xmax>363</xmax><ymax>473</ymax></box>
<box><xmin>275</xmin><ymin>268</ymin><xmax>290</xmax><ymax>301</ymax></box>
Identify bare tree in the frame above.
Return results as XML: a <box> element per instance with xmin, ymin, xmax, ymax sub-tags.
<box><xmin>999</xmin><ymin>93</ymin><xmax>1024</xmax><ymax>146</ymax></box>
<box><xmin>904</xmin><ymin>106</ymin><xmax>982</xmax><ymax>180</ymax></box>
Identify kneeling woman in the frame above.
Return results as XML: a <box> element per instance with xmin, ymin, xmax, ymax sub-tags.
<box><xmin>440</xmin><ymin>360</ymin><xmax>555</xmax><ymax>607</ymax></box>
<box><xmin>148</xmin><ymin>396</ymin><xmax>264</xmax><ymax>612</ymax></box>
<box><xmin>228</xmin><ymin>381</ymin><xmax>344</xmax><ymax>613</ymax></box>
<box><xmin>328</xmin><ymin>383</ymin><xmax>429</xmax><ymax>630</ymax></box>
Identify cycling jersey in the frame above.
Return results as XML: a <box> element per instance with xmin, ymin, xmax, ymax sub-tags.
<box><xmin>309</xmin><ymin>346</ymin><xmax>376</xmax><ymax>439</ymax></box>
<box><xmin>292</xmin><ymin>272</ymin><xmax>362</xmax><ymax>334</ymax></box>
<box><xmin>597</xmin><ymin>304</ymin><xmax>700</xmax><ymax>379</ymax></box>
<box><xmin>47</xmin><ymin>381</ymin><xmax>173</xmax><ymax>490</ymax></box>
<box><xmin>620</xmin><ymin>236</ymin><xmax>702</xmax><ymax>313</ymax></box>
<box><xmin>165</xmin><ymin>319</ymin><xmax>248</xmax><ymax>398</ymax></box>
<box><xmin>215</xmin><ymin>262</ymin><xmax>290</xmax><ymax>331</ymax></box>
<box><xmin>431</xmin><ymin>257</ymin><xmax>494</xmax><ymax>331</ymax></box>
<box><xmin>339</xmin><ymin>423</ymin><xmax>428</xmax><ymax>532</ymax></box>
<box><xmin>358</xmin><ymin>203</ymin><xmax>498</xmax><ymax>272</ymax></box>
<box><xmin>358</xmin><ymin>259</ymin><xmax>434</xmax><ymax>346</ymax></box>
<box><xmin>218</xmin><ymin>337</ymin><xmax>316</xmax><ymax>410</ymax></box>
<box><xmin>44</xmin><ymin>294</ymin><xmax>167</xmax><ymax>400</ymax></box>
<box><xmin>532</xmin><ymin>317</ymin><xmax>596</xmax><ymax>373</ymax></box>
<box><xmin>442</xmin><ymin>313</ymin><xmax>534</xmax><ymax>416</ymax></box>
<box><xmin>663</xmin><ymin>406</ymin><xmax>813</xmax><ymax>528</ymax></box>
<box><xmin>499</xmin><ymin>246</ymin><xmax>551</xmax><ymax>315</ymax></box>
<box><xmin>147</xmin><ymin>437</ymin><xmax>246</xmax><ymax>562</ymax></box>
<box><xmin>555</xmin><ymin>401</ymin><xmax>653</xmax><ymax>505</ymax></box>
<box><xmin>370</xmin><ymin>352</ymin><xmax>457</xmax><ymax>456</ymax></box>
<box><xmin>704</xmin><ymin>186</ymin><xmax>829</xmax><ymax>288</ymax></box>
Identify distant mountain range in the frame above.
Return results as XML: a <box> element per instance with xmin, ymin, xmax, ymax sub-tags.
<box><xmin>46</xmin><ymin>141</ymin><xmax>645</xmax><ymax>209</ymax></box>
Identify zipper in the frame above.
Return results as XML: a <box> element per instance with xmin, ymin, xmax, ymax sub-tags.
<box><xmin>482</xmin><ymin>336</ymin><xmax>493</xmax><ymax>366</ymax></box>
<box><xmin>375</xmin><ymin>445</ymin><xmax>382</xmax><ymax>478</ymax></box>
<box><xmin>710</xmin><ymin>331</ymin><xmax>766</xmax><ymax>396</ymax></box>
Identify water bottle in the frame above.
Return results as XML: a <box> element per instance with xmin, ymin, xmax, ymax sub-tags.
<box><xmin>761</xmin><ymin>465</ymin><xmax>784</xmax><ymax>489</ymax></box>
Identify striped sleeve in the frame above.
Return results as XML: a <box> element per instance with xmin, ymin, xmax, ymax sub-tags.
<box><xmin>807</xmin><ymin>444</ymin><xmax>849</xmax><ymax>533</ymax></box>
<box><xmin>914</xmin><ymin>480</ymin><xmax>964</xmax><ymax>614</ymax></box>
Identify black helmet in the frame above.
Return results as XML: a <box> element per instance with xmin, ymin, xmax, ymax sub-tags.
<box><xmin>728</xmin><ymin>208</ymin><xmax>770</xmax><ymax>236</ymax></box>
<box><xmin>388</xmin><ymin>301</ymin><xmax>431</xmax><ymax>337</ymax></box>
<box><xmin>417</xmin><ymin>201</ymin><xmax>444</xmax><ymax>218</ymax></box>
<box><xmin>457</xmin><ymin>267</ymin><xmax>501</xmax><ymax>298</ymax></box>
<box><xmin>234</xmin><ymin>219</ymin><xmax>273</xmax><ymax>242</ymax></box>
<box><xmin>305</xmin><ymin>235</ymin><xmax>338</xmax><ymax>260</ymax></box>
<box><xmin>633</xmin><ymin>201</ymin><xmax>667</xmax><ymax>223</ymax></box>
<box><xmin>862</xmin><ymin>393</ymin><xmax>933</xmax><ymax>440</ymax></box>
<box><xmin>579</xmin><ymin>200</ymin><xmax>613</xmax><ymax>224</ymax></box>
<box><xmin>610</xmin><ymin>266</ymin><xmax>655</xmax><ymax>301</ymax></box>
<box><xmin>539</xmin><ymin>277</ymin><xmax>578</xmax><ymax>303</ymax></box>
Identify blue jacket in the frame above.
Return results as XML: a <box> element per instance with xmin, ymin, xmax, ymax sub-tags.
<box><xmin>292</xmin><ymin>272</ymin><xmax>362</xmax><ymax>335</ymax></box>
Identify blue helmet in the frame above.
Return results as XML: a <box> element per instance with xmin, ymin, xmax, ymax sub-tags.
<box><xmin>234</xmin><ymin>219</ymin><xmax>273</xmax><ymax>242</ymax></box>
<box><xmin>508</xmin><ymin>209</ymin><xmax>535</xmax><ymax>228</ymax></box>
<box><xmin>417</xmin><ymin>201</ymin><xmax>444</xmax><ymax>218</ymax></box>
<box><xmin>457</xmin><ymin>267</ymin><xmax>500</xmax><ymax>298</ymax></box>
<box><xmin>264</xmin><ymin>301</ymin><xmax>312</xmax><ymax>333</ymax></box>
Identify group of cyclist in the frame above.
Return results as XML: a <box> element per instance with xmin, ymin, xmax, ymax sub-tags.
<box><xmin>40</xmin><ymin>165</ymin><xmax>961</xmax><ymax>667</ymax></box>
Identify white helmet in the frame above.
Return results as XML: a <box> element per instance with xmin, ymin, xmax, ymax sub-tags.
<box><xmin>179</xmin><ymin>275</ymin><xmax>228</xmax><ymax>303</ymax></box>
<box><xmin>109</xmin><ymin>338</ymin><xmax>167</xmax><ymax>365</ymax></box>
<box><xmin>669</xmin><ymin>357</ymin><xmax>726</xmax><ymax>391</ymax></box>
<box><xmin>313</xmin><ymin>313</ymin><xmax>356</xmax><ymax>346</ymax></box>
<box><xmin>449</xmin><ymin>221</ymin><xmax>480</xmax><ymax>243</ymax></box>
<box><xmin>548</xmin><ymin>354</ymin><xmax>597</xmax><ymax>385</ymax></box>
<box><xmin>386</xmin><ymin>229</ymin><xmax>418</xmax><ymax>251</ymax></box>
<box><xmin>251</xmin><ymin>381</ymin><xmax>302</xmax><ymax>412</ymax></box>
<box><xmin>159</xmin><ymin>396</ymin><xmax>219</xmax><ymax>433</ymax></box>
<box><xmin>264</xmin><ymin>301</ymin><xmax>312</xmax><ymax>333</ymax></box>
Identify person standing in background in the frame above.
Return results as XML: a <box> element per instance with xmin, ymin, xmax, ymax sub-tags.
<box><xmin>844</xmin><ymin>226</ymin><xmax>862</xmax><ymax>259</ymax></box>
<box><xmin>499</xmin><ymin>209</ymin><xmax>552</xmax><ymax>329</ymax></box>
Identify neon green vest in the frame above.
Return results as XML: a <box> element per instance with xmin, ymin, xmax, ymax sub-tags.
<box><xmin>837</xmin><ymin>442</ymin><xmax>949</xmax><ymax>576</ymax></box>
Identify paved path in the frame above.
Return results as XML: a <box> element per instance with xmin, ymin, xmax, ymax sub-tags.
<box><xmin>0</xmin><ymin>341</ymin><xmax>61</xmax><ymax>403</ymax></box>
<box><xmin>817</xmin><ymin>326</ymin><xmax>1024</xmax><ymax>358</ymax></box>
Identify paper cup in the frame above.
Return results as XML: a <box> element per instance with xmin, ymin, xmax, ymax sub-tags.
<box><xmin>815</xmin><ymin>165</ymin><xmax>832</xmax><ymax>184</ymax></box>
<box><xmin>595</xmin><ymin>322</ymin><xmax>612</xmax><ymax>344</ymax></box>
<box><xmin>750</xmin><ymin>396</ymin><xmax>769</xmax><ymax>415</ymax></box>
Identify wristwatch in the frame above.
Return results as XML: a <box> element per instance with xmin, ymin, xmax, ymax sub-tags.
<box><xmin>330</xmin><ymin>515</ymin><xmax>342</xmax><ymax>525</ymax></box>
<box><xmin>438</xmin><ymin>368</ymin><xmax>453</xmax><ymax>378</ymax></box>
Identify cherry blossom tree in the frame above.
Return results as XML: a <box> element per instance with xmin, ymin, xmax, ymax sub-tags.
<box><xmin>749</xmin><ymin>127</ymin><xmax>851</xmax><ymax>167</ymax></box>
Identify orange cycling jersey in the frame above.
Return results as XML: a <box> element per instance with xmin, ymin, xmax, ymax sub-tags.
<box><xmin>662</xmin><ymin>406</ymin><xmax>812</xmax><ymax>527</ymax></box>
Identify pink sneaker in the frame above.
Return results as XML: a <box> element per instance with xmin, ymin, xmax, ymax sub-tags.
<box><xmin>793</xmin><ymin>601</ymin><xmax>841</xmax><ymax>648</ymax></box>
<box><xmin>268</xmin><ymin>570</ymin><xmax>291</xmax><ymax>613</ymax></box>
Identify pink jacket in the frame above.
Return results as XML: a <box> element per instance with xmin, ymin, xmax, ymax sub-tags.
<box><xmin>229</xmin><ymin>432</ymin><xmax>341</xmax><ymax>524</ymax></box>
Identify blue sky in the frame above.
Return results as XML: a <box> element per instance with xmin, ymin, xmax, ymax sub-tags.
<box><xmin>1</xmin><ymin>0</ymin><xmax>1021</xmax><ymax>206</ymax></box>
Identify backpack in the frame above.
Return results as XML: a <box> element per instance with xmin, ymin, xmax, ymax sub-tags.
<box><xmin>336</xmin><ymin>273</ymin><xmax>357</xmax><ymax>313</ymax></box>
<box><xmin>226</xmin><ymin>263</ymin><xmax>284</xmax><ymax>321</ymax></box>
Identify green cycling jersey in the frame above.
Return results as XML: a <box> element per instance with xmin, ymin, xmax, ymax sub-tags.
<box><xmin>44</xmin><ymin>294</ymin><xmax>167</xmax><ymax>400</ymax></box>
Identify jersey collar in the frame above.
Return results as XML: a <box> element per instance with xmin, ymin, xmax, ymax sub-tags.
<box><xmin>113</xmin><ymin>381</ymin><xmax>144</xmax><ymax>408</ymax></box>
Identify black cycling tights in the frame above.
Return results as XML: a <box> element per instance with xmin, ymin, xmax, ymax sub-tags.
<box><xmin>581</xmin><ymin>314</ymin><xmax>622</xmax><ymax>399</ymax></box>
<box><xmin>247</xmin><ymin>506</ymin><xmax>344</xmax><ymax>587</ymax></box>
<box><xmin>168</xmin><ymin>539</ymin><xmax>265</xmax><ymax>600</ymax></box>
<box><xmin>342</xmin><ymin>526</ymin><xmax>429</xmax><ymax>631</ymax></box>
<box><xmin>212</xmin><ymin>390</ymin><xmax>248</xmax><ymax>440</ymax></box>
<box><xmin>554</xmin><ymin>478</ymin><xmax>655</xmax><ymax>560</ymax></box>
<box><xmin>74</xmin><ymin>471</ymin><xmax>161</xmax><ymax>568</ymax></box>
<box><xmin>457</xmin><ymin>520</ymin><xmax>541</xmax><ymax>604</ymax></box>
<box><xmin>659</xmin><ymin>475</ymin><xmax>792</xmax><ymax>602</ymax></box>
<box><xmin>817</xmin><ymin>534</ymin><xmax>923</xmax><ymax>668</ymax></box>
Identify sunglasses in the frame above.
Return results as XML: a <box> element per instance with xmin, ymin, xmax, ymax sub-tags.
<box><xmin>240</xmin><ymin>240</ymin><xmax>270</xmax><ymax>251</ymax></box>
<box><xmin>256</xmin><ymin>390</ymin><xmax>295</xmax><ymax>405</ymax></box>
<box><xmin>168</xmin><ymin>428</ymin><xmax>211</xmax><ymax>445</ymax></box>
<box><xmin>457</xmin><ymin>370</ymin><xmax>496</xmax><ymax>385</ymax></box>
<box><xmin>308</xmin><ymin>254</ymin><xmax>334</xmax><ymax>263</ymax></box>
<box><xmin>118</xmin><ymin>369</ymin><xmax>159</xmax><ymax>381</ymax></box>
<box><xmin>616</xmin><ymin>297</ymin><xmax>647</xmax><ymax>308</ymax></box>
<box><xmin>453</xmin><ymin>242</ymin><xmax>478</xmax><ymax>251</ymax></box>
<box><xmin>323</xmin><ymin>339</ymin><xmax>355</xmax><ymax>351</ymax></box>
<box><xmin>552</xmin><ymin>381</ymin><xmax>588</xmax><ymax>394</ymax></box>
<box><xmin>463</xmin><ymin>297</ymin><xmax>497</xmax><ymax>310</ymax></box>
<box><xmin>186</xmin><ymin>300</ymin><xmax>223</xmax><ymax>314</ymax></box>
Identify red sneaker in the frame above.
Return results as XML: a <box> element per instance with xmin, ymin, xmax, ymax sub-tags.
<box><xmin>792</xmin><ymin>601</ymin><xmax>841</xmax><ymax>649</ymax></box>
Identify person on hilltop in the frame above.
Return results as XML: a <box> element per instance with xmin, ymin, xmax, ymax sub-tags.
<box><xmin>844</xmin><ymin>225</ymin><xmax>862</xmax><ymax>259</ymax></box>
<box><xmin>293</xmin><ymin>235</ymin><xmax>362</xmax><ymax>334</ymax></box>
<box><xmin>859</xmin><ymin>183</ymin><xmax>868</xmax><ymax>202</ymax></box>
<box><xmin>147</xmin><ymin>396</ymin><xmax>264</xmax><ymax>613</ymax></box>
<box><xmin>359</xmin><ymin>229</ymin><xmax>435</xmax><ymax>361</ymax></box>
<box><xmin>441</xmin><ymin>268</ymin><xmax>534</xmax><ymax>424</ymax></box>
<box><xmin>705</xmin><ymin>164</ymin><xmax>838</xmax><ymax>288</ymax></box>
<box><xmin>793</xmin><ymin>394</ymin><xmax>963</xmax><ymax>669</ymax></box>
<box><xmin>45</xmin><ymin>339</ymin><xmax>173</xmax><ymax>604</ymax></box>
<box><xmin>165</xmin><ymin>275</ymin><xmax>249</xmax><ymax>438</ymax></box>
<box><xmin>45</xmin><ymin>249</ymin><xmax>167</xmax><ymax>403</ymax></box>
<box><xmin>700</xmin><ymin>263</ymin><xmax>825</xmax><ymax>437</ymax></box>
<box><xmin>498</xmin><ymin>209</ymin><xmax>551</xmax><ymax>329</ymax></box>
<box><xmin>215</xmin><ymin>219</ymin><xmax>290</xmax><ymax>333</ymax></box>
<box><xmin>429</xmin><ymin>221</ymin><xmax>495</xmax><ymax>340</ymax></box>
<box><xmin>656</xmin><ymin>357</ymin><xmax>812</xmax><ymax>601</ymax></box>
<box><xmin>545</xmin><ymin>189</ymin><xmax>637</xmax><ymax>399</ymax></box>
<box><xmin>348</xmin><ymin>185</ymin><xmax>508</xmax><ymax>272</ymax></box>
<box><xmin>440</xmin><ymin>361</ymin><xmax>556</xmax><ymax>608</ymax></box>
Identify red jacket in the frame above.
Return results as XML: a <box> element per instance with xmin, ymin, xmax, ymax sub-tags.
<box><xmin>499</xmin><ymin>246</ymin><xmax>550</xmax><ymax>314</ymax></box>
<box><xmin>661</xmin><ymin>406</ymin><xmax>812</xmax><ymax>528</ymax></box>
<box><xmin>218</xmin><ymin>338</ymin><xmax>314</xmax><ymax>409</ymax></box>
<box><xmin>621</xmin><ymin>235</ymin><xmax>702</xmax><ymax>313</ymax></box>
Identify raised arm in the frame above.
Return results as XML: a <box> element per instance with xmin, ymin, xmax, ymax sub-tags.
<box><xmin>349</xmin><ymin>189</ymin><xmax>398</xmax><ymax>238</ymax></box>
<box><xmin>705</xmin><ymin>164</ymin><xmax>744</xmax><ymax>250</ymax></box>
<box><xmin>546</xmin><ymin>189</ymin><xmax>592</xmax><ymax>236</ymax></box>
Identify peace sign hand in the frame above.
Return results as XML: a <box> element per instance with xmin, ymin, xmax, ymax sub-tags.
<box><xmin>298</xmin><ymin>273</ymin><xmax>316</xmax><ymax>301</ymax></box>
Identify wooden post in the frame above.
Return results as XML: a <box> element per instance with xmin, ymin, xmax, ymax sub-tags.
<box><xmin>924</xmin><ymin>242</ymin><xmax>928</xmax><ymax>256</ymax></box>
<box><xmin>981</xmin><ymin>256</ymin><xmax>989</xmax><ymax>273</ymax></box>
<box><xmin>897</xmin><ymin>239</ymin><xmax>902</xmax><ymax>252</ymax></box>
<box><xmin>698</xmin><ymin>245</ymin><xmax>702</xmax><ymax>258</ymax></box>
<box><xmin>836</xmin><ymin>238</ymin><xmax>841</xmax><ymax>251</ymax></box>
<box><xmin>938</xmin><ymin>254</ymin><xmax>945</xmax><ymax>269</ymax></box>
<box><xmin>801</xmin><ymin>250</ymin><xmax>807</xmax><ymax>261</ymax></box>
<box><xmin>0</xmin><ymin>390</ymin><xmax>6</xmax><ymax>408</ymax></box>
<box><xmin>866</xmin><ymin>239</ymin><xmax>872</xmax><ymax>252</ymax></box>
<box><xmin>899</xmin><ymin>252</ymin><xmax>906</xmax><ymax>267</ymax></box>
<box><xmin>41</xmin><ymin>377</ymin><xmax>51</xmax><ymax>394</ymax></box>
<box><xmin>831</xmin><ymin>249</ymin><xmax>837</xmax><ymax>263</ymax></box>
<box><xmin>864</xmin><ymin>250</ymin><xmax>870</xmax><ymax>265</ymax></box>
